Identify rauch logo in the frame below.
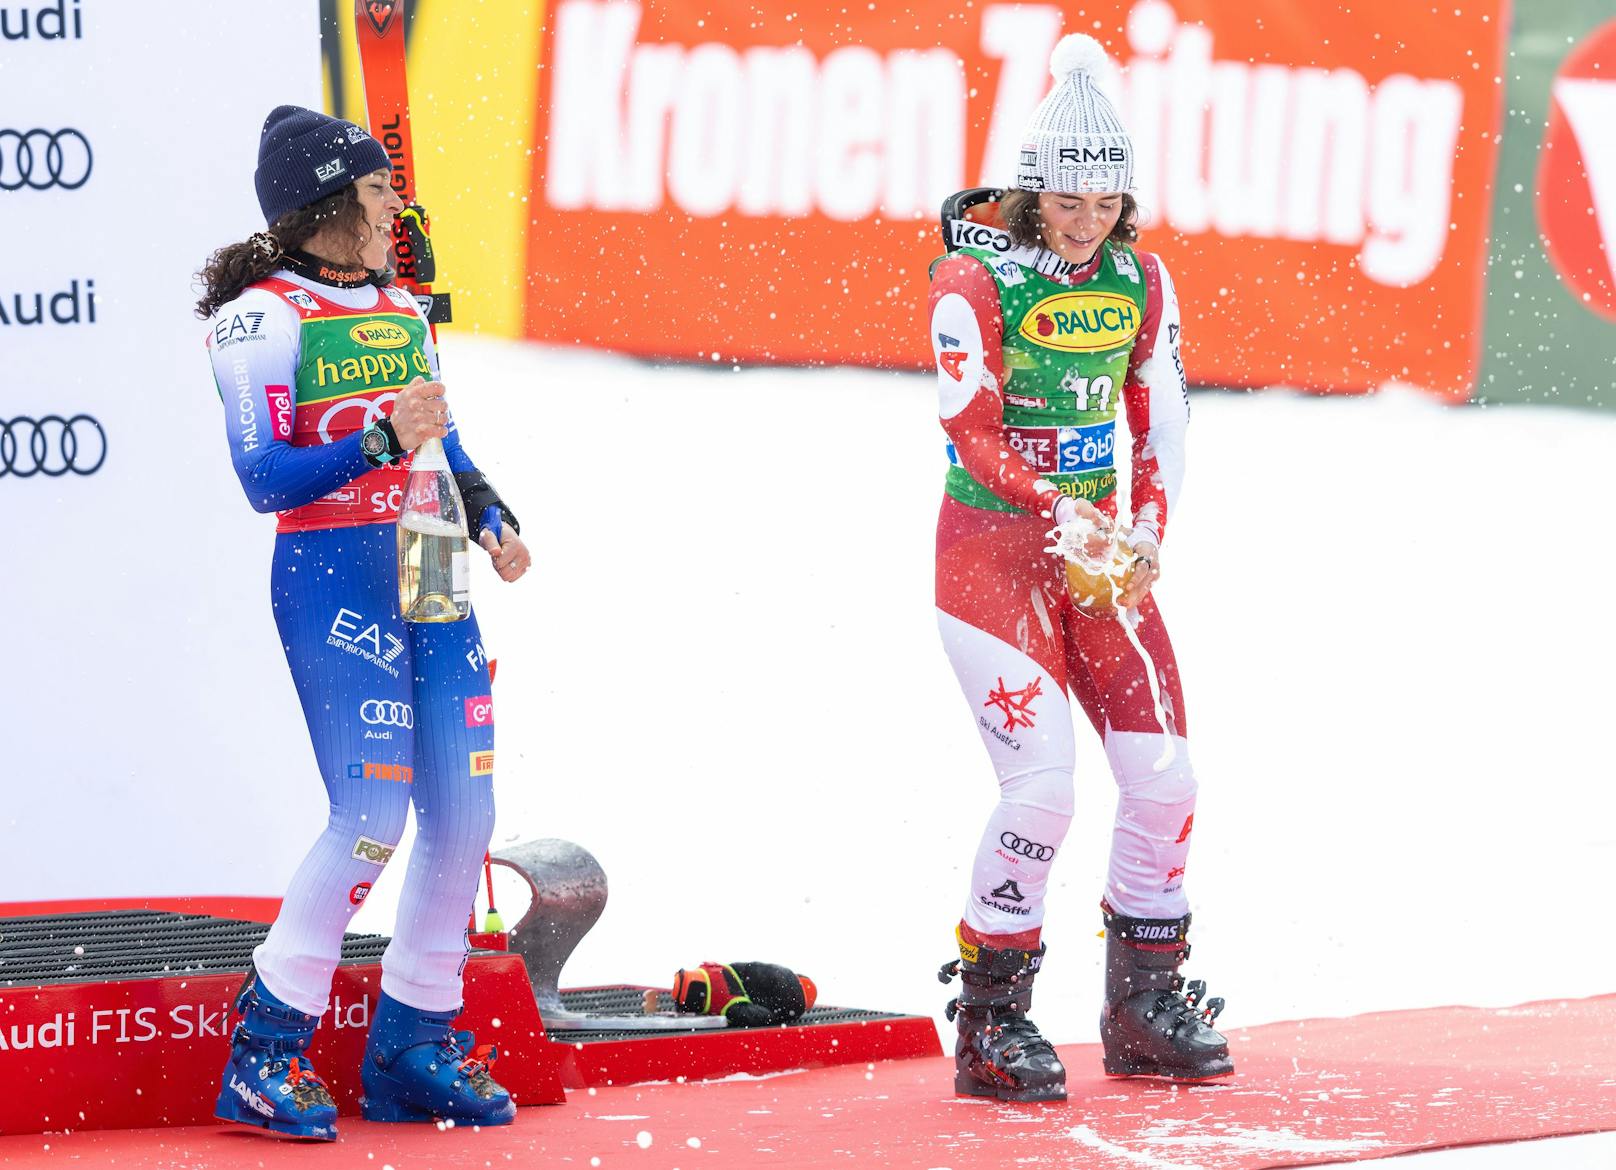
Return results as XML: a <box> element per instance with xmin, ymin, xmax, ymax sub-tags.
<box><xmin>349</xmin><ymin>320</ymin><xmax>412</xmax><ymax>349</ymax></box>
<box><xmin>1017</xmin><ymin>292</ymin><xmax>1139</xmax><ymax>354</ymax></box>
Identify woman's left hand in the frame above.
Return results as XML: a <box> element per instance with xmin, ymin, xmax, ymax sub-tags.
<box><xmin>479</xmin><ymin>529</ymin><xmax>531</xmax><ymax>582</ymax></box>
<box><xmin>1118</xmin><ymin>541</ymin><xmax>1160</xmax><ymax>609</ymax></box>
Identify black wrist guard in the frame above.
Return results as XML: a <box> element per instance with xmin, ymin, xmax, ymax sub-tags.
<box><xmin>453</xmin><ymin>469</ymin><xmax>520</xmax><ymax>542</ymax></box>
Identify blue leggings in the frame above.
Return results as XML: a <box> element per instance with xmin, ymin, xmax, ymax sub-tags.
<box><xmin>251</xmin><ymin>523</ymin><xmax>497</xmax><ymax>1016</ymax></box>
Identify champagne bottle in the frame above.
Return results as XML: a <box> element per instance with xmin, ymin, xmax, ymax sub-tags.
<box><xmin>397</xmin><ymin>436</ymin><xmax>470</xmax><ymax>623</ymax></box>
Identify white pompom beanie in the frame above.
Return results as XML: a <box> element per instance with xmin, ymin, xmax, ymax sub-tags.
<box><xmin>1014</xmin><ymin>34</ymin><xmax>1133</xmax><ymax>195</ymax></box>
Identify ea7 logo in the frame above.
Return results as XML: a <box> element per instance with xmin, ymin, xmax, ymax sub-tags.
<box><xmin>328</xmin><ymin>608</ymin><xmax>406</xmax><ymax>678</ymax></box>
<box><xmin>315</xmin><ymin>158</ymin><xmax>346</xmax><ymax>183</ymax></box>
<box><xmin>213</xmin><ymin>312</ymin><xmax>265</xmax><ymax>346</ymax></box>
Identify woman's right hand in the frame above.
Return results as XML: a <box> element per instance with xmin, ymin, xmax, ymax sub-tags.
<box><xmin>1053</xmin><ymin>495</ymin><xmax>1112</xmax><ymax>560</ymax></box>
<box><xmin>389</xmin><ymin>376</ymin><xmax>450</xmax><ymax>450</ymax></box>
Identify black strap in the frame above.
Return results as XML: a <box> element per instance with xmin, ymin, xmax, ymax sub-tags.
<box><xmin>453</xmin><ymin>469</ymin><xmax>520</xmax><ymax>542</ymax></box>
<box><xmin>1103</xmin><ymin>907</ymin><xmax>1191</xmax><ymax>946</ymax></box>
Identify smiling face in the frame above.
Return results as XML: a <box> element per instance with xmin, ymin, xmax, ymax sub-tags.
<box><xmin>353</xmin><ymin>168</ymin><xmax>404</xmax><ymax>270</ymax></box>
<box><xmin>302</xmin><ymin>168</ymin><xmax>403</xmax><ymax>271</ymax></box>
<box><xmin>1037</xmin><ymin>191</ymin><xmax>1124</xmax><ymax>266</ymax></box>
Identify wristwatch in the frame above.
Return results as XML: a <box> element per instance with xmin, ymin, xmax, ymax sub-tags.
<box><xmin>360</xmin><ymin>421</ymin><xmax>401</xmax><ymax>468</ymax></box>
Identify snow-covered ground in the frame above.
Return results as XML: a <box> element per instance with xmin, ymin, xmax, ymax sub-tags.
<box><xmin>352</xmin><ymin>338</ymin><xmax>1615</xmax><ymax>1058</ymax></box>
<box><xmin>335</xmin><ymin>339</ymin><xmax>1615</xmax><ymax>1167</ymax></box>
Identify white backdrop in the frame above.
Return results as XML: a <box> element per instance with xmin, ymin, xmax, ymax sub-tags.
<box><xmin>0</xmin><ymin>2</ymin><xmax>325</xmax><ymax>903</ymax></box>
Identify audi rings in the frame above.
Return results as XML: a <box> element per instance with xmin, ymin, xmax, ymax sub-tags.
<box><xmin>0</xmin><ymin>129</ymin><xmax>93</xmax><ymax>192</ymax></box>
<box><xmin>1</xmin><ymin>415</ymin><xmax>107</xmax><ymax>477</ymax></box>
<box><xmin>1000</xmin><ymin>832</ymin><xmax>1055</xmax><ymax>861</ymax></box>
<box><xmin>360</xmin><ymin>699</ymin><xmax>414</xmax><ymax>729</ymax></box>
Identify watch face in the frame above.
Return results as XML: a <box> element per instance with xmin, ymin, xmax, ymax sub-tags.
<box><xmin>361</xmin><ymin>428</ymin><xmax>386</xmax><ymax>457</ymax></box>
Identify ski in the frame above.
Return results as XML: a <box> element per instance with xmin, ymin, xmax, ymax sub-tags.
<box><xmin>353</xmin><ymin>0</ymin><xmax>452</xmax><ymax>327</ymax></box>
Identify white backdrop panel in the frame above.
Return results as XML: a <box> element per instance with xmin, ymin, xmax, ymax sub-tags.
<box><xmin>0</xmin><ymin>1</ymin><xmax>325</xmax><ymax>901</ymax></box>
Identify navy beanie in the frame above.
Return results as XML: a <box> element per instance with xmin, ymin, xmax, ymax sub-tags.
<box><xmin>254</xmin><ymin>105</ymin><xmax>391</xmax><ymax>225</ymax></box>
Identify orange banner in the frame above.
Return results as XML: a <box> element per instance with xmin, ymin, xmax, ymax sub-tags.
<box><xmin>524</xmin><ymin>0</ymin><xmax>1510</xmax><ymax>397</ymax></box>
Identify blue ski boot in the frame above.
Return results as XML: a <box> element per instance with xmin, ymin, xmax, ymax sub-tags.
<box><xmin>359</xmin><ymin>991</ymin><xmax>516</xmax><ymax>1125</ymax></box>
<box><xmin>214</xmin><ymin>971</ymin><xmax>339</xmax><ymax>1140</ymax></box>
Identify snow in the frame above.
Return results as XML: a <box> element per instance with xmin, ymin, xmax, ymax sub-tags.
<box><xmin>345</xmin><ymin>338</ymin><xmax>1616</xmax><ymax>1165</ymax></box>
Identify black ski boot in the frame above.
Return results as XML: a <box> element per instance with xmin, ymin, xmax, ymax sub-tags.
<box><xmin>939</xmin><ymin>933</ymin><xmax>1066</xmax><ymax>1102</ymax></box>
<box><xmin>1099</xmin><ymin>905</ymin><xmax>1233</xmax><ymax>1081</ymax></box>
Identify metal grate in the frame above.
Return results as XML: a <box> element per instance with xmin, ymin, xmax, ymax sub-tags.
<box><xmin>555</xmin><ymin>985</ymin><xmax>909</xmax><ymax>1043</ymax></box>
<box><xmin>0</xmin><ymin>910</ymin><xmax>389</xmax><ymax>989</ymax></box>
<box><xmin>0</xmin><ymin>915</ymin><xmax>918</xmax><ymax>1046</ymax></box>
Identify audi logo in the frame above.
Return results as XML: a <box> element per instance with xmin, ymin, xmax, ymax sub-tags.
<box><xmin>318</xmin><ymin>392</ymin><xmax>397</xmax><ymax>444</ymax></box>
<box><xmin>0</xmin><ymin>129</ymin><xmax>93</xmax><ymax>192</ymax></box>
<box><xmin>1000</xmin><ymin>832</ymin><xmax>1055</xmax><ymax>861</ymax></box>
<box><xmin>1</xmin><ymin>415</ymin><xmax>106</xmax><ymax>477</ymax></box>
<box><xmin>360</xmin><ymin>699</ymin><xmax>414</xmax><ymax>728</ymax></box>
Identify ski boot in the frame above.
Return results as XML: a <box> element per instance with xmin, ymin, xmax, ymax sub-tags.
<box><xmin>359</xmin><ymin>991</ymin><xmax>516</xmax><ymax>1125</ymax></box>
<box><xmin>1099</xmin><ymin>905</ymin><xmax>1233</xmax><ymax>1080</ymax></box>
<box><xmin>214</xmin><ymin>970</ymin><xmax>339</xmax><ymax>1140</ymax></box>
<box><xmin>939</xmin><ymin>931</ymin><xmax>1066</xmax><ymax>1102</ymax></box>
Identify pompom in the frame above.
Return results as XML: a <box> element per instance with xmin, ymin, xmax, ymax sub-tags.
<box><xmin>1049</xmin><ymin>33</ymin><xmax>1111</xmax><ymax>81</ymax></box>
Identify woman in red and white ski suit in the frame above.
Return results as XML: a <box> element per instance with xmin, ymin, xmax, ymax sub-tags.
<box><xmin>934</xmin><ymin>34</ymin><xmax>1230</xmax><ymax>1101</ymax></box>
<box><xmin>933</xmin><ymin>229</ymin><xmax>1192</xmax><ymax>949</ymax></box>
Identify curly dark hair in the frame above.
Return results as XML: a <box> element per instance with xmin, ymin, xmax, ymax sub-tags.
<box><xmin>999</xmin><ymin>189</ymin><xmax>1139</xmax><ymax>253</ymax></box>
<box><xmin>194</xmin><ymin>185</ymin><xmax>372</xmax><ymax>318</ymax></box>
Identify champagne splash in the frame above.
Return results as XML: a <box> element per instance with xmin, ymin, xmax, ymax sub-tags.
<box><xmin>1046</xmin><ymin>516</ymin><xmax>1176</xmax><ymax>767</ymax></box>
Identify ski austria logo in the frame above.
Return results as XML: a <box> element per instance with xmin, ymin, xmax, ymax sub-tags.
<box><xmin>349</xmin><ymin>321</ymin><xmax>411</xmax><ymax>349</ymax></box>
<box><xmin>1017</xmin><ymin>292</ymin><xmax>1140</xmax><ymax>354</ymax></box>
<box><xmin>1536</xmin><ymin>19</ymin><xmax>1616</xmax><ymax>321</ymax></box>
<box><xmin>984</xmin><ymin>677</ymin><xmax>1042</xmax><ymax>732</ymax></box>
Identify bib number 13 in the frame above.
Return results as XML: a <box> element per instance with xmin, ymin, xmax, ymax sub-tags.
<box><xmin>1062</xmin><ymin>372</ymin><xmax>1115</xmax><ymax>411</ymax></box>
